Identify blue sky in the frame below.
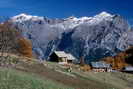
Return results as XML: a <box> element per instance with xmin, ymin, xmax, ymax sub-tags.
<box><xmin>0</xmin><ymin>0</ymin><xmax>133</xmax><ymax>25</ymax></box>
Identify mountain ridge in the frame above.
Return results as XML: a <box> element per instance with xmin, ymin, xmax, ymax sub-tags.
<box><xmin>7</xmin><ymin>11</ymin><xmax>133</xmax><ymax>63</ymax></box>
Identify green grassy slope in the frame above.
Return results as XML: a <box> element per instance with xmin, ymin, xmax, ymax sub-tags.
<box><xmin>0</xmin><ymin>68</ymin><xmax>73</xmax><ymax>89</ymax></box>
<box><xmin>44</xmin><ymin>62</ymin><xmax>133</xmax><ymax>89</ymax></box>
<box><xmin>0</xmin><ymin>55</ymin><xmax>133</xmax><ymax>89</ymax></box>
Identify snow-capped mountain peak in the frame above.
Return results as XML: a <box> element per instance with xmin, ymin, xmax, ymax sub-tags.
<box><xmin>11</xmin><ymin>13</ymin><xmax>44</xmax><ymax>22</ymax></box>
<box><xmin>12</xmin><ymin>13</ymin><xmax>32</xmax><ymax>20</ymax></box>
<box><xmin>11</xmin><ymin>11</ymin><xmax>114</xmax><ymax>25</ymax></box>
<box><xmin>97</xmin><ymin>11</ymin><xmax>113</xmax><ymax>17</ymax></box>
<box><xmin>64</xmin><ymin>12</ymin><xmax>114</xmax><ymax>26</ymax></box>
<box><xmin>94</xmin><ymin>11</ymin><xmax>113</xmax><ymax>19</ymax></box>
<box><xmin>89</xmin><ymin>11</ymin><xmax>114</xmax><ymax>23</ymax></box>
<box><xmin>66</xmin><ymin>16</ymin><xmax>78</xmax><ymax>20</ymax></box>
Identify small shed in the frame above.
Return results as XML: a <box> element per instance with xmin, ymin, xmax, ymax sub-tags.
<box><xmin>122</xmin><ymin>66</ymin><xmax>133</xmax><ymax>73</ymax></box>
<box><xmin>91</xmin><ymin>61</ymin><xmax>112</xmax><ymax>72</ymax></box>
<box><xmin>49</xmin><ymin>51</ymin><xmax>76</xmax><ymax>64</ymax></box>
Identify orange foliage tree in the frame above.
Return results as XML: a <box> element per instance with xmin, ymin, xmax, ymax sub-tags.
<box><xmin>0</xmin><ymin>22</ymin><xmax>33</xmax><ymax>59</ymax></box>
<box><xmin>17</xmin><ymin>38</ymin><xmax>33</xmax><ymax>58</ymax></box>
<box><xmin>103</xmin><ymin>47</ymin><xmax>133</xmax><ymax>70</ymax></box>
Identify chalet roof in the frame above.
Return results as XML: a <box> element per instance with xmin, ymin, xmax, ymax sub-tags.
<box><xmin>91</xmin><ymin>61</ymin><xmax>111</xmax><ymax>68</ymax></box>
<box><xmin>66</xmin><ymin>53</ymin><xmax>76</xmax><ymax>60</ymax></box>
<box><xmin>54</xmin><ymin>51</ymin><xmax>76</xmax><ymax>60</ymax></box>
<box><xmin>54</xmin><ymin>51</ymin><xmax>67</xmax><ymax>58</ymax></box>
<box><xmin>123</xmin><ymin>66</ymin><xmax>133</xmax><ymax>71</ymax></box>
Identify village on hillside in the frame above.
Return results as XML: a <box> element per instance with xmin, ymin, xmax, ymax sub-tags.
<box><xmin>48</xmin><ymin>50</ymin><xmax>133</xmax><ymax>73</ymax></box>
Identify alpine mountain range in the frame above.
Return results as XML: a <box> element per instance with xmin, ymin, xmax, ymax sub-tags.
<box><xmin>7</xmin><ymin>11</ymin><xmax>133</xmax><ymax>63</ymax></box>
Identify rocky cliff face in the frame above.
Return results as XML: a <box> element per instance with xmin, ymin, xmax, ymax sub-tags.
<box><xmin>8</xmin><ymin>12</ymin><xmax>133</xmax><ymax>62</ymax></box>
